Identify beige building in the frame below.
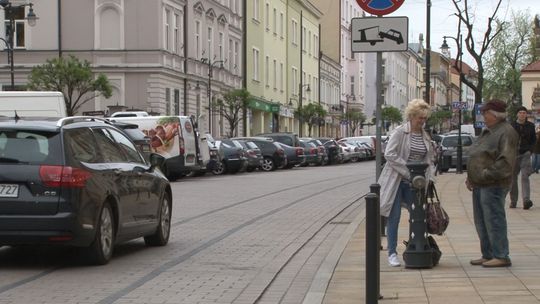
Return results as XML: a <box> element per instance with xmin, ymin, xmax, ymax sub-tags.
<box><xmin>0</xmin><ymin>0</ymin><xmax>244</xmax><ymax>137</ymax></box>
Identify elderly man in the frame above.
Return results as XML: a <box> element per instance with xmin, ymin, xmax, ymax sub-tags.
<box><xmin>466</xmin><ymin>99</ymin><xmax>518</xmax><ymax>268</ymax></box>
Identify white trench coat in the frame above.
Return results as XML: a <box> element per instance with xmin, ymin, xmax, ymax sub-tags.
<box><xmin>378</xmin><ymin>122</ymin><xmax>437</xmax><ymax>217</ymax></box>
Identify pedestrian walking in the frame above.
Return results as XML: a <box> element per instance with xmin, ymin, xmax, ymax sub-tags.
<box><xmin>508</xmin><ymin>106</ymin><xmax>536</xmax><ymax>209</ymax></box>
<box><xmin>532</xmin><ymin>125</ymin><xmax>540</xmax><ymax>174</ymax></box>
<box><xmin>379</xmin><ymin>99</ymin><xmax>436</xmax><ymax>267</ymax></box>
<box><xmin>466</xmin><ymin>99</ymin><xmax>518</xmax><ymax>268</ymax></box>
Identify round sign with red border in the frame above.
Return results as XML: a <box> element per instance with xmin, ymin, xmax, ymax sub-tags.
<box><xmin>356</xmin><ymin>0</ymin><xmax>405</xmax><ymax>16</ymax></box>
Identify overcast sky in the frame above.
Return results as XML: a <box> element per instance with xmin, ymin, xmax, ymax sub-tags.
<box><xmin>378</xmin><ymin>0</ymin><xmax>539</xmax><ymax>67</ymax></box>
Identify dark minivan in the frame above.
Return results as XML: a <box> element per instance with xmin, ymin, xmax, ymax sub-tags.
<box><xmin>0</xmin><ymin>116</ymin><xmax>172</xmax><ymax>265</ymax></box>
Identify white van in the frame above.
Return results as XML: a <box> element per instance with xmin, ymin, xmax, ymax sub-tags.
<box><xmin>109</xmin><ymin>115</ymin><xmax>213</xmax><ymax>180</ymax></box>
<box><xmin>0</xmin><ymin>91</ymin><xmax>66</xmax><ymax>117</ymax></box>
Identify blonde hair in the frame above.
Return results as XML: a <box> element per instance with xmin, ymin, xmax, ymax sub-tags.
<box><xmin>404</xmin><ymin>99</ymin><xmax>431</xmax><ymax>120</ymax></box>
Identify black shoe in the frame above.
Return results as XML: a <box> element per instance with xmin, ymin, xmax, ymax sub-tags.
<box><xmin>524</xmin><ymin>200</ymin><xmax>533</xmax><ymax>210</ymax></box>
<box><xmin>509</xmin><ymin>203</ymin><xmax>517</xmax><ymax>209</ymax></box>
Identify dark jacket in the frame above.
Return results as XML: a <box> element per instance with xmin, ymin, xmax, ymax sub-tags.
<box><xmin>511</xmin><ymin>120</ymin><xmax>536</xmax><ymax>154</ymax></box>
<box><xmin>467</xmin><ymin>121</ymin><xmax>518</xmax><ymax>188</ymax></box>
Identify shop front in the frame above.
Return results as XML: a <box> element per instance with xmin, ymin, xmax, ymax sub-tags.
<box><xmin>248</xmin><ymin>97</ymin><xmax>280</xmax><ymax>135</ymax></box>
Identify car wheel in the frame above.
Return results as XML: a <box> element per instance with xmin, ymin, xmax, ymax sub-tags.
<box><xmin>261</xmin><ymin>157</ymin><xmax>275</xmax><ymax>171</ymax></box>
<box><xmin>212</xmin><ymin>161</ymin><xmax>226</xmax><ymax>175</ymax></box>
<box><xmin>144</xmin><ymin>193</ymin><xmax>172</xmax><ymax>246</ymax></box>
<box><xmin>85</xmin><ymin>203</ymin><xmax>114</xmax><ymax>265</ymax></box>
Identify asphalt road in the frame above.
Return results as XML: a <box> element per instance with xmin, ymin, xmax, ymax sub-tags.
<box><xmin>0</xmin><ymin>161</ymin><xmax>377</xmax><ymax>304</ymax></box>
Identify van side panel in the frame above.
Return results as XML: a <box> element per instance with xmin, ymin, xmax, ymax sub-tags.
<box><xmin>0</xmin><ymin>92</ymin><xmax>66</xmax><ymax>118</ymax></box>
<box><xmin>109</xmin><ymin>116</ymin><xmax>187</xmax><ymax>179</ymax></box>
<box><xmin>179</xmin><ymin>117</ymin><xmax>196</xmax><ymax>166</ymax></box>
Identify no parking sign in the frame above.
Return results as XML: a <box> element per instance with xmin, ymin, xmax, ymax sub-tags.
<box><xmin>356</xmin><ymin>0</ymin><xmax>405</xmax><ymax>16</ymax></box>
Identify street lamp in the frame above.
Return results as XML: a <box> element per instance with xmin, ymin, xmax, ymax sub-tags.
<box><xmin>0</xmin><ymin>0</ymin><xmax>37</xmax><ymax>91</ymax></box>
<box><xmin>441</xmin><ymin>34</ymin><xmax>464</xmax><ymax>174</ymax></box>
<box><xmin>201</xmin><ymin>57</ymin><xmax>225</xmax><ymax>134</ymax></box>
<box><xmin>297</xmin><ymin>83</ymin><xmax>311</xmax><ymax>137</ymax></box>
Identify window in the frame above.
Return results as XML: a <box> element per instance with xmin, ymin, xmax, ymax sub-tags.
<box><xmin>165</xmin><ymin>9</ymin><xmax>171</xmax><ymax>51</ymax></box>
<box><xmin>292</xmin><ymin>67</ymin><xmax>298</xmax><ymax>95</ymax></box>
<box><xmin>65</xmin><ymin>129</ymin><xmax>99</xmax><ymax>163</ymax></box>
<box><xmin>106</xmin><ymin>128</ymin><xmax>145</xmax><ymax>164</ymax></box>
<box><xmin>265</xmin><ymin>55</ymin><xmax>269</xmax><ymax>86</ymax></box>
<box><xmin>207</xmin><ymin>27</ymin><xmax>213</xmax><ymax>60</ymax></box>
<box><xmin>174</xmin><ymin>13</ymin><xmax>181</xmax><ymax>54</ymax></box>
<box><xmin>93</xmin><ymin>129</ymin><xmax>126</xmax><ymax>163</ymax></box>
<box><xmin>291</xmin><ymin>19</ymin><xmax>298</xmax><ymax>45</ymax></box>
<box><xmin>280</xmin><ymin>62</ymin><xmax>284</xmax><ymax>91</ymax></box>
<box><xmin>195</xmin><ymin>21</ymin><xmax>201</xmax><ymax>58</ymax></box>
<box><xmin>165</xmin><ymin>88</ymin><xmax>171</xmax><ymax>115</ymax></box>
<box><xmin>252</xmin><ymin>47</ymin><xmax>260</xmax><ymax>81</ymax></box>
<box><xmin>273</xmin><ymin>59</ymin><xmax>277</xmax><ymax>89</ymax></box>
<box><xmin>4</xmin><ymin>6</ymin><xmax>26</xmax><ymax>48</ymax></box>
<box><xmin>280</xmin><ymin>12</ymin><xmax>284</xmax><ymax>38</ymax></box>
<box><xmin>234</xmin><ymin>41</ymin><xmax>239</xmax><ymax>73</ymax></box>
<box><xmin>219</xmin><ymin>32</ymin><xmax>224</xmax><ymax>60</ymax></box>
<box><xmin>302</xmin><ymin>26</ymin><xmax>307</xmax><ymax>51</ymax></box>
<box><xmin>265</xmin><ymin>3</ymin><xmax>269</xmax><ymax>30</ymax></box>
<box><xmin>174</xmin><ymin>89</ymin><xmax>180</xmax><ymax>115</ymax></box>
<box><xmin>253</xmin><ymin>0</ymin><xmax>260</xmax><ymax>21</ymax></box>
<box><xmin>313</xmin><ymin>34</ymin><xmax>319</xmax><ymax>56</ymax></box>
<box><xmin>273</xmin><ymin>8</ymin><xmax>277</xmax><ymax>34</ymax></box>
<box><xmin>228</xmin><ymin>38</ymin><xmax>233</xmax><ymax>70</ymax></box>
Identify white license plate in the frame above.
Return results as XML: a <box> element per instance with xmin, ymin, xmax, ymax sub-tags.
<box><xmin>0</xmin><ymin>184</ymin><xmax>19</xmax><ymax>198</ymax></box>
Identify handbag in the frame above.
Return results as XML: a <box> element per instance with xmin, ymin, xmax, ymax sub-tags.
<box><xmin>426</xmin><ymin>182</ymin><xmax>449</xmax><ymax>235</ymax></box>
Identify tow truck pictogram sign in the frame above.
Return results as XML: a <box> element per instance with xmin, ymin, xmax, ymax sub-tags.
<box><xmin>351</xmin><ymin>16</ymin><xmax>408</xmax><ymax>52</ymax></box>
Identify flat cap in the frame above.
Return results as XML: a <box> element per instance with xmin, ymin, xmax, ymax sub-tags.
<box><xmin>480</xmin><ymin>99</ymin><xmax>507</xmax><ymax>113</ymax></box>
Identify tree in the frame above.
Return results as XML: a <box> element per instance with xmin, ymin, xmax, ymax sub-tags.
<box><xmin>344</xmin><ymin>109</ymin><xmax>366</xmax><ymax>136</ymax></box>
<box><xmin>27</xmin><ymin>55</ymin><xmax>112</xmax><ymax>116</ymax></box>
<box><xmin>295</xmin><ymin>103</ymin><xmax>326</xmax><ymax>137</ymax></box>
<box><xmin>450</xmin><ymin>0</ymin><xmax>504</xmax><ymax>107</ymax></box>
<box><xmin>483</xmin><ymin>11</ymin><xmax>536</xmax><ymax>105</ymax></box>
<box><xmin>212</xmin><ymin>88</ymin><xmax>250</xmax><ymax>138</ymax></box>
<box><xmin>381</xmin><ymin>106</ymin><xmax>402</xmax><ymax>131</ymax></box>
<box><xmin>427</xmin><ymin>108</ymin><xmax>453</xmax><ymax>133</ymax></box>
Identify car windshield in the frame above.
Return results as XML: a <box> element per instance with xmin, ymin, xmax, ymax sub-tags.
<box><xmin>442</xmin><ymin>136</ymin><xmax>473</xmax><ymax>147</ymax></box>
<box><xmin>0</xmin><ymin>130</ymin><xmax>62</xmax><ymax>164</ymax></box>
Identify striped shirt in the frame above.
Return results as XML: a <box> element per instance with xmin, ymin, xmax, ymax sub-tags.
<box><xmin>408</xmin><ymin>133</ymin><xmax>426</xmax><ymax>161</ymax></box>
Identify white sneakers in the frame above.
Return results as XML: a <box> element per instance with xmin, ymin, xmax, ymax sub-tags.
<box><xmin>388</xmin><ymin>253</ymin><xmax>401</xmax><ymax>267</ymax></box>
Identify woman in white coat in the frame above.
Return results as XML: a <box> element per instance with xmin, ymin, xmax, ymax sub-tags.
<box><xmin>379</xmin><ymin>99</ymin><xmax>436</xmax><ymax>267</ymax></box>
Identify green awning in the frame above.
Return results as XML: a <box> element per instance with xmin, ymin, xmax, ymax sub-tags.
<box><xmin>248</xmin><ymin>97</ymin><xmax>280</xmax><ymax>113</ymax></box>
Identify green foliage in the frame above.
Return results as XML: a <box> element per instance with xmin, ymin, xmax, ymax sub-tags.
<box><xmin>295</xmin><ymin>103</ymin><xmax>327</xmax><ymax>137</ymax></box>
<box><xmin>427</xmin><ymin>109</ymin><xmax>453</xmax><ymax>132</ymax></box>
<box><xmin>212</xmin><ymin>88</ymin><xmax>250</xmax><ymax>138</ymax></box>
<box><xmin>343</xmin><ymin>109</ymin><xmax>366</xmax><ymax>135</ymax></box>
<box><xmin>381</xmin><ymin>106</ymin><xmax>402</xmax><ymax>127</ymax></box>
<box><xmin>483</xmin><ymin>11</ymin><xmax>535</xmax><ymax>103</ymax></box>
<box><xmin>27</xmin><ymin>55</ymin><xmax>112</xmax><ymax>116</ymax></box>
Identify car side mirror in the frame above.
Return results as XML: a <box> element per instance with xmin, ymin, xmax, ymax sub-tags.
<box><xmin>149</xmin><ymin>153</ymin><xmax>166</xmax><ymax>171</ymax></box>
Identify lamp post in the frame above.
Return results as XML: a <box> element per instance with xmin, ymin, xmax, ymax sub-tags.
<box><xmin>0</xmin><ymin>0</ymin><xmax>37</xmax><ymax>91</ymax></box>
<box><xmin>297</xmin><ymin>83</ymin><xmax>311</xmax><ymax>137</ymax></box>
<box><xmin>441</xmin><ymin>34</ymin><xmax>464</xmax><ymax>174</ymax></box>
<box><xmin>201</xmin><ymin>57</ymin><xmax>224</xmax><ymax>134</ymax></box>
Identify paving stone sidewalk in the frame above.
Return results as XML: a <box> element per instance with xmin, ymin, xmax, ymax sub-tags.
<box><xmin>320</xmin><ymin>172</ymin><xmax>540</xmax><ymax>304</ymax></box>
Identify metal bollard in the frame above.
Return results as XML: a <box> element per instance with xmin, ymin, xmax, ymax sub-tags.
<box><xmin>370</xmin><ymin>184</ymin><xmax>386</xmax><ymax>237</ymax></box>
<box><xmin>402</xmin><ymin>162</ymin><xmax>433</xmax><ymax>268</ymax></box>
<box><xmin>365</xmin><ymin>193</ymin><xmax>381</xmax><ymax>303</ymax></box>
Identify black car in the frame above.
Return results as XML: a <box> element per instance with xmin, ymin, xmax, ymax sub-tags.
<box><xmin>275</xmin><ymin>142</ymin><xmax>305</xmax><ymax>168</ymax></box>
<box><xmin>235</xmin><ymin>139</ymin><xmax>263</xmax><ymax>172</ymax></box>
<box><xmin>110</xmin><ymin>121</ymin><xmax>152</xmax><ymax>160</ymax></box>
<box><xmin>298</xmin><ymin>140</ymin><xmax>322</xmax><ymax>166</ymax></box>
<box><xmin>232</xmin><ymin>137</ymin><xmax>287</xmax><ymax>171</ymax></box>
<box><xmin>315</xmin><ymin>137</ymin><xmax>342</xmax><ymax>165</ymax></box>
<box><xmin>301</xmin><ymin>138</ymin><xmax>329</xmax><ymax>165</ymax></box>
<box><xmin>213</xmin><ymin>139</ymin><xmax>247</xmax><ymax>175</ymax></box>
<box><xmin>0</xmin><ymin>116</ymin><xmax>172</xmax><ymax>265</ymax></box>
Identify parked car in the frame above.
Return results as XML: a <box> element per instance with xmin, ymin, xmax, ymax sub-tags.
<box><xmin>316</xmin><ymin>138</ymin><xmax>343</xmax><ymax>165</ymax></box>
<box><xmin>301</xmin><ymin>138</ymin><xmax>329</xmax><ymax>165</ymax></box>
<box><xmin>232</xmin><ymin>137</ymin><xmax>287</xmax><ymax>171</ymax></box>
<box><xmin>109</xmin><ymin>121</ymin><xmax>152</xmax><ymax>161</ymax></box>
<box><xmin>213</xmin><ymin>139</ymin><xmax>248</xmax><ymax>175</ymax></box>
<box><xmin>338</xmin><ymin>141</ymin><xmax>363</xmax><ymax>162</ymax></box>
<box><xmin>235</xmin><ymin>139</ymin><xmax>263</xmax><ymax>172</ymax></box>
<box><xmin>275</xmin><ymin>142</ymin><xmax>305</xmax><ymax>168</ymax></box>
<box><xmin>437</xmin><ymin>133</ymin><xmax>475</xmax><ymax>172</ymax></box>
<box><xmin>0</xmin><ymin>116</ymin><xmax>172</xmax><ymax>265</ymax></box>
<box><xmin>255</xmin><ymin>132</ymin><xmax>300</xmax><ymax>147</ymax></box>
<box><xmin>298</xmin><ymin>140</ymin><xmax>322</xmax><ymax>166</ymax></box>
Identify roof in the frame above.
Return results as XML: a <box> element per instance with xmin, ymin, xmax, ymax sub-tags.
<box><xmin>521</xmin><ymin>60</ymin><xmax>540</xmax><ymax>72</ymax></box>
<box><xmin>449</xmin><ymin>59</ymin><xmax>478</xmax><ymax>77</ymax></box>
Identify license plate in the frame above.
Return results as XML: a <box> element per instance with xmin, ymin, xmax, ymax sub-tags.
<box><xmin>0</xmin><ymin>184</ymin><xmax>19</xmax><ymax>198</ymax></box>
